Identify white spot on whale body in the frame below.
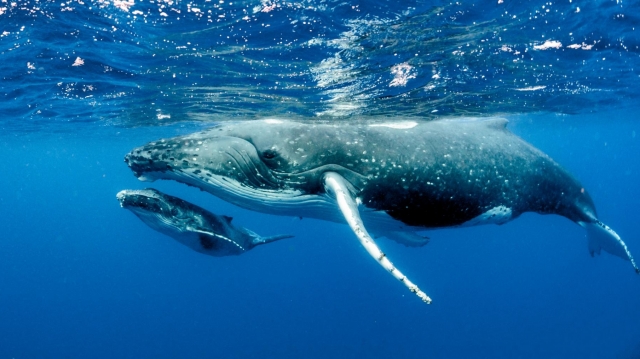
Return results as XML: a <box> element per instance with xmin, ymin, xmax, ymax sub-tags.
<box><xmin>263</xmin><ymin>119</ymin><xmax>284</xmax><ymax>124</ymax></box>
<box><xmin>369</xmin><ymin>121</ymin><xmax>418</xmax><ymax>129</ymax></box>
<box><xmin>533</xmin><ymin>40</ymin><xmax>562</xmax><ymax>50</ymax></box>
<box><xmin>461</xmin><ymin>206</ymin><xmax>513</xmax><ymax>227</ymax></box>
<box><xmin>515</xmin><ymin>86</ymin><xmax>546</xmax><ymax>92</ymax></box>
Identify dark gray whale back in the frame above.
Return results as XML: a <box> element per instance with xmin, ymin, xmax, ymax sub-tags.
<box><xmin>230</xmin><ymin>118</ymin><xmax>595</xmax><ymax>227</ymax></box>
<box><xmin>336</xmin><ymin>119</ymin><xmax>597</xmax><ymax>227</ymax></box>
<box><xmin>125</xmin><ymin>118</ymin><xmax>597</xmax><ymax>228</ymax></box>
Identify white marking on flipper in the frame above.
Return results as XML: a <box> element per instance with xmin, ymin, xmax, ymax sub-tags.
<box><xmin>323</xmin><ymin>172</ymin><xmax>432</xmax><ymax>304</ymax></box>
<box><xmin>190</xmin><ymin>228</ymin><xmax>246</xmax><ymax>252</ymax></box>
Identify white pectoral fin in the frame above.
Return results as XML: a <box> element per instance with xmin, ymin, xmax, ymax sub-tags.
<box><xmin>323</xmin><ymin>172</ymin><xmax>432</xmax><ymax>304</ymax></box>
<box><xmin>581</xmin><ymin>220</ymin><xmax>639</xmax><ymax>274</ymax></box>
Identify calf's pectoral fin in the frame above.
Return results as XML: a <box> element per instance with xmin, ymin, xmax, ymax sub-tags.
<box><xmin>580</xmin><ymin>220</ymin><xmax>639</xmax><ymax>274</ymax></box>
<box><xmin>323</xmin><ymin>171</ymin><xmax>432</xmax><ymax>304</ymax></box>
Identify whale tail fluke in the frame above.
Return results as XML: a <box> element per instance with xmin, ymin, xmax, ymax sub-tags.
<box><xmin>259</xmin><ymin>234</ymin><xmax>294</xmax><ymax>244</ymax></box>
<box><xmin>241</xmin><ymin>227</ymin><xmax>293</xmax><ymax>246</ymax></box>
<box><xmin>581</xmin><ymin>220</ymin><xmax>639</xmax><ymax>274</ymax></box>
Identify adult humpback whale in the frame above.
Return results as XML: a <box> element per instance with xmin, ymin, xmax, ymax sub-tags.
<box><xmin>117</xmin><ymin>188</ymin><xmax>292</xmax><ymax>256</ymax></box>
<box><xmin>124</xmin><ymin>118</ymin><xmax>638</xmax><ymax>303</ymax></box>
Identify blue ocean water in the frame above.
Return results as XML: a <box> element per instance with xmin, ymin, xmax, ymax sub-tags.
<box><xmin>1</xmin><ymin>0</ymin><xmax>640</xmax><ymax>358</ymax></box>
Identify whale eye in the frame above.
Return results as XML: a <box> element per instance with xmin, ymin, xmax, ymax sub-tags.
<box><xmin>262</xmin><ymin>149</ymin><xmax>278</xmax><ymax>160</ymax></box>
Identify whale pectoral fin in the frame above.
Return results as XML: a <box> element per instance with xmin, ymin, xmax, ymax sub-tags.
<box><xmin>581</xmin><ymin>220</ymin><xmax>639</xmax><ymax>274</ymax></box>
<box><xmin>323</xmin><ymin>171</ymin><xmax>432</xmax><ymax>304</ymax></box>
<box><xmin>382</xmin><ymin>231</ymin><xmax>430</xmax><ymax>247</ymax></box>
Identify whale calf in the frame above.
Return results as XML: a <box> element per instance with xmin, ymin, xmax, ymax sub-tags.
<box><xmin>117</xmin><ymin>188</ymin><xmax>292</xmax><ymax>256</ymax></box>
<box><xmin>124</xmin><ymin>118</ymin><xmax>638</xmax><ymax>303</ymax></box>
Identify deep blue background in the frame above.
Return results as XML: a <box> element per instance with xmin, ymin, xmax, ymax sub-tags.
<box><xmin>2</xmin><ymin>0</ymin><xmax>640</xmax><ymax>357</ymax></box>
<box><xmin>1</xmin><ymin>109</ymin><xmax>639</xmax><ymax>358</ymax></box>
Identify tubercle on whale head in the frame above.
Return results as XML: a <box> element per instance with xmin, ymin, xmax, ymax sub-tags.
<box><xmin>124</xmin><ymin>134</ymin><xmax>295</xmax><ymax>196</ymax></box>
<box><xmin>124</xmin><ymin>148</ymin><xmax>163</xmax><ymax>180</ymax></box>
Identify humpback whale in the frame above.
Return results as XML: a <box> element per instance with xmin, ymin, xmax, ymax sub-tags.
<box><xmin>117</xmin><ymin>188</ymin><xmax>292</xmax><ymax>256</ymax></box>
<box><xmin>124</xmin><ymin>118</ymin><xmax>638</xmax><ymax>303</ymax></box>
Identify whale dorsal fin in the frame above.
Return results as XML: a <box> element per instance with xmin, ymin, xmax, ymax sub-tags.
<box><xmin>483</xmin><ymin>118</ymin><xmax>508</xmax><ymax>130</ymax></box>
<box><xmin>223</xmin><ymin>215</ymin><xmax>233</xmax><ymax>223</ymax></box>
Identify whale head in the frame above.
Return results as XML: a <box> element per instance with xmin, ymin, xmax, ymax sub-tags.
<box><xmin>116</xmin><ymin>188</ymin><xmax>207</xmax><ymax>234</ymax></box>
<box><xmin>124</xmin><ymin>120</ymin><xmax>368</xmax><ymax>217</ymax></box>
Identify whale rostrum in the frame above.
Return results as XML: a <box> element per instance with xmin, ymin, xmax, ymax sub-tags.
<box><xmin>123</xmin><ymin>118</ymin><xmax>638</xmax><ymax>303</ymax></box>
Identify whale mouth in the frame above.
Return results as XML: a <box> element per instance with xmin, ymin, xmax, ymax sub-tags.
<box><xmin>116</xmin><ymin>189</ymin><xmax>169</xmax><ymax>213</ymax></box>
<box><xmin>118</xmin><ymin>188</ymin><xmax>202</xmax><ymax>230</ymax></box>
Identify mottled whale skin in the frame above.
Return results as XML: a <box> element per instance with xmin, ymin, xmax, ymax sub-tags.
<box><xmin>117</xmin><ymin>188</ymin><xmax>291</xmax><ymax>256</ymax></box>
<box><xmin>126</xmin><ymin>119</ymin><xmax>592</xmax><ymax>227</ymax></box>
<box><xmin>124</xmin><ymin>118</ymin><xmax>638</xmax><ymax>302</ymax></box>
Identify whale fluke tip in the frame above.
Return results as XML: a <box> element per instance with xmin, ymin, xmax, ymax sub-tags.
<box><xmin>582</xmin><ymin>220</ymin><xmax>639</xmax><ymax>274</ymax></box>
